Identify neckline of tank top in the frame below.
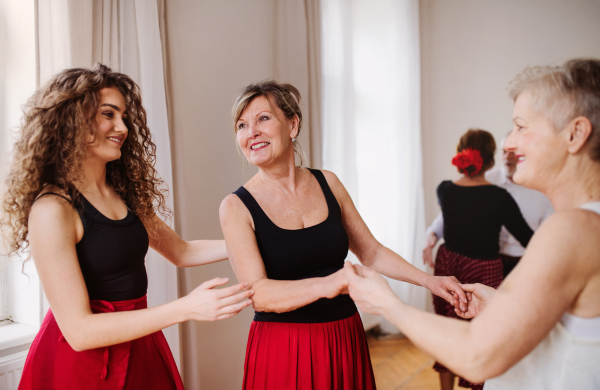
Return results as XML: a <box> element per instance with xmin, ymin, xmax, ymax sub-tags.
<box><xmin>580</xmin><ymin>201</ymin><xmax>600</xmax><ymax>215</ymax></box>
<box><xmin>559</xmin><ymin>312</ymin><xmax>600</xmax><ymax>340</ymax></box>
<box><xmin>448</xmin><ymin>181</ymin><xmax>496</xmax><ymax>188</ymax></box>
<box><xmin>241</xmin><ymin>172</ymin><xmax>332</xmax><ymax>232</ymax></box>
<box><xmin>80</xmin><ymin>194</ymin><xmax>136</xmax><ymax>226</ymax></box>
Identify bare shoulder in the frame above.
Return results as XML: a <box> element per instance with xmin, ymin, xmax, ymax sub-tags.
<box><xmin>30</xmin><ymin>186</ymin><xmax>75</xmax><ymax>223</ymax></box>
<box><xmin>319</xmin><ymin>169</ymin><xmax>347</xmax><ymax>195</ymax></box>
<box><xmin>538</xmin><ymin>208</ymin><xmax>600</xmax><ymax>242</ymax></box>
<box><xmin>29</xmin><ymin>188</ymin><xmax>80</xmax><ymax>244</ymax></box>
<box><xmin>319</xmin><ymin>169</ymin><xmax>342</xmax><ymax>186</ymax></box>
<box><xmin>219</xmin><ymin>193</ymin><xmax>252</xmax><ymax>226</ymax></box>
<box><xmin>528</xmin><ymin>209</ymin><xmax>600</xmax><ymax>271</ymax></box>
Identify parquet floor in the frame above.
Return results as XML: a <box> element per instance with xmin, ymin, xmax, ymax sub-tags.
<box><xmin>368</xmin><ymin>334</ymin><xmax>457</xmax><ymax>390</ymax></box>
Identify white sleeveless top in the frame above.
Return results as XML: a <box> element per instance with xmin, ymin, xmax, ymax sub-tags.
<box><xmin>484</xmin><ymin>202</ymin><xmax>600</xmax><ymax>390</ymax></box>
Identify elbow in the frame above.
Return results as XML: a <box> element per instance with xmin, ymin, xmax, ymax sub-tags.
<box><xmin>355</xmin><ymin>244</ymin><xmax>383</xmax><ymax>268</ymax></box>
<box><xmin>458</xmin><ymin>346</ymin><xmax>507</xmax><ymax>383</ymax></box>
<box><xmin>62</xmin><ymin>332</ymin><xmax>91</xmax><ymax>352</ymax></box>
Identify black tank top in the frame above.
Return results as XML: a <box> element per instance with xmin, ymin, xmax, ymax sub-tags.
<box><xmin>233</xmin><ymin>169</ymin><xmax>357</xmax><ymax>323</ymax></box>
<box><xmin>35</xmin><ymin>193</ymin><xmax>149</xmax><ymax>301</ymax></box>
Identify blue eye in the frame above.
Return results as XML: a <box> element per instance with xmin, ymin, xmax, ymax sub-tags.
<box><xmin>259</xmin><ymin>116</ymin><xmax>269</xmax><ymax>121</ymax></box>
<box><xmin>238</xmin><ymin>123</ymin><xmax>247</xmax><ymax>130</ymax></box>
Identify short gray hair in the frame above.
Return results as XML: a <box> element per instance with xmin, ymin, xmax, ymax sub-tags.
<box><xmin>508</xmin><ymin>58</ymin><xmax>600</xmax><ymax>161</ymax></box>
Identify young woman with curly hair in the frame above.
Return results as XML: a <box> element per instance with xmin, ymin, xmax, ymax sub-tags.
<box><xmin>1</xmin><ymin>64</ymin><xmax>253</xmax><ymax>390</ymax></box>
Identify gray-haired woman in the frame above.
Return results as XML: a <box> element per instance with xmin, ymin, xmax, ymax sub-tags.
<box><xmin>346</xmin><ymin>58</ymin><xmax>600</xmax><ymax>389</ymax></box>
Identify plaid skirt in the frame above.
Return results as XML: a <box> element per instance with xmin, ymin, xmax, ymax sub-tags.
<box><xmin>432</xmin><ymin>245</ymin><xmax>503</xmax><ymax>390</ymax></box>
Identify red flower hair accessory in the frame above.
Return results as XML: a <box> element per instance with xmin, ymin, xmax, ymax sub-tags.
<box><xmin>452</xmin><ymin>148</ymin><xmax>484</xmax><ymax>176</ymax></box>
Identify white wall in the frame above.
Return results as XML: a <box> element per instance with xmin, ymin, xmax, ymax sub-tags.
<box><xmin>420</xmin><ymin>0</ymin><xmax>600</xmax><ymax>224</ymax></box>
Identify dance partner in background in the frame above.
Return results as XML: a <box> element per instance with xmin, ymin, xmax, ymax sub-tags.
<box><xmin>424</xmin><ymin>136</ymin><xmax>553</xmax><ymax>277</ymax></box>
<box><xmin>1</xmin><ymin>65</ymin><xmax>252</xmax><ymax>390</ymax></box>
<box><xmin>219</xmin><ymin>80</ymin><xmax>468</xmax><ymax>390</ymax></box>
<box><xmin>428</xmin><ymin>129</ymin><xmax>534</xmax><ymax>390</ymax></box>
<box><xmin>345</xmin><ymin>58</ymin><xmax>600</xmax><ymax>390</ymax></box>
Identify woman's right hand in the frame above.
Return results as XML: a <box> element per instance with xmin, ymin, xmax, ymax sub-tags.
<box><xmin>454</xmin><ymin>283</ymin><xmax>496</xmax><ymax>319</ymax></box>
<box><xmin>181</xmin><ymin>277</ymin><xmax>254</xmax><ymax>322</ymax></box>
<box><xmin>322</xmin><ymin>268</ymin><xmax>350</xmax><ymax>298</ymax></box>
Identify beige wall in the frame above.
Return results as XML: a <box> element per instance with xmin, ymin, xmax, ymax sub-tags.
<box><xmin>164</xmin><ymin>0</ymin><xmax>600</xmax><ymax>387</ymax></box>
<box><xmin>420</xmin><ymin>0</ymin><xmax>600</xmax><ymax>224</ymax></box>
<box><xmin>163</xmin><ymin>1</ymin><xmax>312</xmax><ymax>388</ymax></box>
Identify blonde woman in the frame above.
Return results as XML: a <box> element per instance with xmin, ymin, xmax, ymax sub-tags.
<box><xmin>1</xmin><ymin>64</ymin><xmax>252</xmax><ymax>390</ymax></box>
<box><xmin>346</xmin><ymin>58</ymin><xmax>600</xmax><ymax>389</ymax></box>
<box><xmin>220</xmin><ymin>80</ymin><xmax>468</xmax><ymax>390</ymax></box>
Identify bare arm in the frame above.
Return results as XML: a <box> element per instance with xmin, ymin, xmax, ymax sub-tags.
<box><xmin>147</xmin><ymin>215</ymin><xmax>228</xmax><ymax>267</ymax></box>
<box><xmin>321</xmin><ymin>170</ymin><xmax>467</xmax><ymax>308</ymax></box>
<box><xmin>347</xmin><ymin>210</ymin><xmax>599</xmax><ymax>382</ymax></box>
<box><xmin>30</xmin><ymin>197</ymin><xmax>252</xmax><ymax>352</ymax></box>
<box><xmin>219</xmin><ymin>194</ymin><xmax>347</xmax><ymax>313</ymax></box>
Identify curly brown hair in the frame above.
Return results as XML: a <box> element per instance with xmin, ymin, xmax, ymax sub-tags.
<box><xmin>1</xmin><ymin>63</ymin><xmax>170</xmax><ymax>259</ymax></box>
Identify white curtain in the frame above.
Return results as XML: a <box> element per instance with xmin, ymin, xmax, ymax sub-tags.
<box><xmin>37</xmin><ymin>0</ymin><xmax>180</xmax><ymax>367</ymax></box>
<box><xmin>321</xmin><ymin>0</ymin><xmax>427</xmax><ymax>333</ymax></box>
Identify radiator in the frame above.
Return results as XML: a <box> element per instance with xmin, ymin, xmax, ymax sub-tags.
<box><xmin>0</xmin><ymin>351</ymin><xmax>27</xmax><ymax>390</ymax></box>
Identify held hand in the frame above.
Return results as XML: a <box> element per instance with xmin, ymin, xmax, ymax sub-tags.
<box><xmin>454</xmin><ymin>283</ymin><xmax>496</xmax><ymax>319</ymax></box>
<box><xmin>422</xmin><ymin>232</ymin><xmax>437</xmax><ymax>268</ymax></box>
<box><xmin>182</xmin><ymin>277</ymin><xmax>254</xmax><ymax>322</ymax></box>
<box><xmin>323</xmin><ymin>267</ymin><xmax>350</xmax><ymax>298</ymax></box>
<box><xmin>344</xmin><ymin>261</ymin><xmax>399</xmax><ymax>317</ymax></box>
<box><xmin>426</xmin><ymin>275</ymin><xmax>468</xmax><ymax>312</ymax></box>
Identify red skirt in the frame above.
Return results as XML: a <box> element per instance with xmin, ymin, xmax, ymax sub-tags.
<box><xmin>432</xmin><ymin>245</ymin><xmax>503</xmax><ymax>390</ymax></box>
<box><xmin>18</xmin><ymin>295</ymin><xmax>184</xmax><ymax>390</ymax></box>
<box><xmin>243</xmin><ymin>311</ymin><xmax>376</xmax><ymax>390</ymax></box>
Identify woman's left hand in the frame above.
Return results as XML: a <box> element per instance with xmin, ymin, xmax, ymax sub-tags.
<box><xmin>344</xmin><ymin>261</ymin><xmax>399</xmax><ymax>317</ymax></box>
<box><xmin>425</xmin><ymin>276</ymin><xmax>468</xmax><ymax>312</ymax></box>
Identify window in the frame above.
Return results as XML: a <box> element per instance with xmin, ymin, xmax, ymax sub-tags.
<box><xmin>0</xmin><ymin>0</ymin><xmax>42</xmax><ymax>351</ymax></box>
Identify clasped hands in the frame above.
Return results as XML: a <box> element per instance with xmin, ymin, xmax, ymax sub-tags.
<box><xmin>339</xmin><ymin>262</ymin><xmax>495</xmax><ymax>320</ymax></box>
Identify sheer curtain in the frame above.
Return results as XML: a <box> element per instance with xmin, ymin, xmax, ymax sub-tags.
<box><xmin>321</xmin><ymin>0</ymin><xmax>427</xmax><ymax>333</ymax></box>
<box><xmin>36</xmin><ymin>0</ymin><xmax>180</xmax><ymax>367</ymax></box>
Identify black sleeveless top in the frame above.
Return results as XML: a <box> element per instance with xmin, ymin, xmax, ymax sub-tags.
<box><xmin>36</xmin><ymin>193</ymin><xmax>149</xmax><ymax>301</ymax></box>
<box><xmin>233</xmin><ymin>169</ymin><xmax>357</xmax><ymax>323</ymax></box>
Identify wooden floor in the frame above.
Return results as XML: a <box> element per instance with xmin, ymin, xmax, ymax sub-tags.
<box><xmin>368</xmin><ymin>334</ymin><xmax>458</xmax><ymax>390</ymax></box>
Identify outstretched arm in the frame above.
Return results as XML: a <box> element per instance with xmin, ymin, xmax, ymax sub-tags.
<box><xmin>219</xmin><ymin>194</ymin><xmax>348</xmax><ymax>313</ymax></box>
<box><xmin>321</xmin><ymin>170</ymin><xmax>467</xmax><ymax>310</ymax></box>
<box><xmin>346</xmin><ymin>210</ymin><xmax>597</xmax><ymax>382</ymax></box>
<box><xmin>147</xmin><ymin>215</ymin><xmax>228</xmax><ymax>267</ymax></box>
<box><xmin>30</xmin><ymin>197</ymin><xmax>252</xmax><ymax>352</ymax></box>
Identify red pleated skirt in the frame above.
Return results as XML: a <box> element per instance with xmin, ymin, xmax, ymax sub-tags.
<box><xmin>432</xmin><ymin>245</ymin><xmax>503</xmax><ymax>390</ymax></box>
<box><xmin>243</xmin><ymin>311</ymin><xmax>376</xmax><ymax>390</ymax></box>
<box><xmin>18</xmin><ymin>295</ymin><xmax>184</xmax><ymax>390</ymax></box>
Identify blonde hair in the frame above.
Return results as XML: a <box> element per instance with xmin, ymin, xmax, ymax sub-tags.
<box><xmin>232</xmin><ymin>80</ymin><xmax>306</xmax><ymax>166</ymax></box>
<box><xmin>508</xmin><ymin>58</ymin><xmax>600</xmax><ymax>161</ymax></box>
<box><xmin>1</xmin><ymin>64</ymin><xmax>170</xmax><ymax>259</ymax></box>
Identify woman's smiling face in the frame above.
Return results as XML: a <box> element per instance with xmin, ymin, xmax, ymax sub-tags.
<box><xmin>505</xmin><ymin>90</ymin><xmax>567</xmax><ymax>191</ymax></box>
<box><xmin>87</xmin><ymin>87</ymin><xmax>128</xmax><ymax>163</ymax></box>
<box><xmin>235</xmin><ymin>95</ymin><xmax>297</xmax><ymax>168</ymax></box>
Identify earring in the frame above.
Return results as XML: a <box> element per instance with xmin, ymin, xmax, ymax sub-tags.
<box><xmin>292</xmin><ymin>138</ymin><xmax>296</xmax><ymax>143</ymax></box>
